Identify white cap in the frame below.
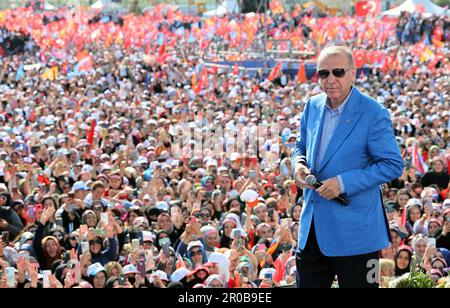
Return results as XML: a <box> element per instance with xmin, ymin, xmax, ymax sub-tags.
<box><xmin>407</xmin><ymin>198</ymin><xmax>422</xmax><ymax>207</ymax></box>
<box><xmin>187</xmin><ymin>240</ymin><xmax>204</xmax><ymax>252</ymax></box>
<box><xmin>87</xmin><ymin>263</ymin><xmax>105</xmax><ymax>277</ymax></box>
<box><xmin>230</xmin><ymin>152</ymin><xmax>240</xmax><ymax>162</ymax></box>
<box><xmin>217</xmin><ymin>166</ymin><xmax>228</xmax><ymax>173</ymax></box>
<box><xmin>142</xmin><ymin>231</ymin><xmax>154</xmax><ymax>243</ymax></box>
<box><xmin>443</xmin><ymin>199</ymin><xmax>450</xmax><ymax>209</ymax></box>
<box><xmin>155</xmin><ymin>201</ymin><xmax>169</xmax><ymax>212</ymax></box>
<box><xmin>136</xmin><ymin>157</ymin><xmax>148</xmax><ymax>166</ymax></box>
<box><xmin>122</xmin><ymin>264</ymin><xmax>139</xmax><ymax>275</ymax></box>
<box><xmin>81</xmin><ymin>164</ymin><xmax>94</xmax><ymax>174</ymax></box>
<box><xmin>171</xmin><ymin>267</ymin><xmax>189</xmax><ymax>282</ymax></box>
<box><xmin>71</xmin><ymin>181</ymin><xmax>89</xmax><ymax>193</ymax></box>
<box><xmin>150</xmin><ymin>270</ymin><xmax>169</xmax><ymax>283</ymax></box>
<box><xmin>206</xmin><ymin>160</ymin><xmax>218</xmax><ymax>167</ymax></box>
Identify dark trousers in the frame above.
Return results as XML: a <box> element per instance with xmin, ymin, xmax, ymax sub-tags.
<box><xmin>296</xmin><ymin>219</ymin><xmax>379</xmax><ymax>288</ymax></box>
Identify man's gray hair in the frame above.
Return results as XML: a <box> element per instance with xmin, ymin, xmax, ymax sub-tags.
<box><xmin>317</xmin><ymin>46</ymin><xmax>355</xmax><ymax>68</ymax></box>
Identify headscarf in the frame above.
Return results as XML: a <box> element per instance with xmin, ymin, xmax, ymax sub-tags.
<box><xmin>154</xmin><ymin>230</ymin><xmax>171</xmax><ymax>250</ymax></box>
<box><xmin>200</xmin><ymin>176</ymin><xmax>214</xmax><ymax>188</ymax></box>
<box><xmin>41</xmin><ymin>236</ymin><xmax>62</xmax><ymax>270</ymax></box>
<box><xmin>205</xmin><ymin>274</ymin><xmax>224</xmax><ymax>287</ymax></box>
<box><xmin>157</xmin><ymin>213</ymin><xmax>174</xmax><ymax>233</ymax></box>
<box><xmin>394</xmin><ymin>245</ymin><xmax>413</xmax><ymax>276</ymax></box>
<box><xmin>81</xmin><ymin>210</ymin><xmax>97</xmax><ymax>225</ymax></box>
<box><xmin>0</xmin><ymin>192</ymin><xmax>12</xmax><ymax>207</ymax></box>
<box><xmin>236</xmin><ymin>257</ymin><xmax>255</xmax><ymax>280</ymax></box>
<box><xmin>187</xmin><ymin>240</ymin><xmax>207</xmax><ymax>264</ymax></box>
<box><xmin>406</xmin><ymin>204</ymin><xmax>421</xmax><ymax>226</ymax></box>
<box><xmin>224</xmin><ymin>213</ymin><xmax>242</xmax><ymax>230</ymax></box>
<box><xmin>201</xmin><ymin>225</ymin><xmax>219</xmax><ymax>251</ymax></box>
<box><xmin>207</xmin><ymin>252</ymin><xmax>230</xmax><ymax>285</ymax></box>
<box><xmin>437</xmin><ymin>248</ymin><xmax>450</xmax><ymax>266</ymax></box>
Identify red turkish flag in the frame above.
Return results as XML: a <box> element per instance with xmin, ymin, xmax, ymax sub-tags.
<box><xmin>353</xmin><ymin>50</ymin><xmax>367</xmax><ymax>68</ymax></box>
<box><xmin>355</xmin><ymin>0</ymin><xmax>381</xmax><ymax>17</ymax></box>
<box><xmin>87</xmin><ymin>120</ymin><xmax>96</xmax><ymax>150</ymax></box>
<box><xmin>267</xmin><ymin>62</ymin><xmax>282</xmax><ymax>82</ymax></box>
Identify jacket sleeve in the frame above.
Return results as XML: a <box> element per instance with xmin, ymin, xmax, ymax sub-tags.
<box><xmin>32</xmin><ymin>222</ymin><xmax>47</xmax><ymax>269</ymax></box>
<box><xmin>291</xmin><ymin>100</ymin><xmax>310</xmax><ymax>171</ymax></box>
<box><xmin>176</xmin><ymin>241</ymin><xmax>188</xmax><ymax>257</ymax></box>
<box><xmin>436</xmin><ymin>234</ymin><xmax>450</xmax><ymax>250</ymax></box>
<box><xmin>4</xmin><ymin>209</ymin><xmax>24</xmax><ymax>240</ymax></box>
<box><xmin>339</xmin><ymin>108</ymin><xmax>404</xmax><ymax>197</ymax></box>
<box><xmin>102</xmin><ymin>237</ymin><xmax>118</xmax><ymax>262</ymax></box>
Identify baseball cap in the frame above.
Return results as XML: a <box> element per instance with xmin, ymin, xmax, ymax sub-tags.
<box><xmin>443</xmin><ymin>199</ymin><xmax>450</xmax><ymax>209</ymax></box>
<box><xmin>87</xmin><ymin>263</ymin><xmax>106</xmax><ymax>277</ymax></box>
<box><xmin>171</xmin><ymin>267</ymin><xmax>189</xmax><ymax>282</ymax></box>
<box><xmin>123</xmin><ymin>264</ymin><xmax>139</xmax><ymax>275</ymax></box>
<box><xmin>149</xmin><ymin>270</ymin><xmax>169</xmax><ymax>283</ymax></box>
<box><xmin>81</xmin><ymin>164</ymin><xmax>94</xmax><ymax>174</ymax></box>
<box><xmin>142</xmin><ymin>231</ymin><xmax>154</xmax><ymax>243</ymax></box>
<box><xmin>71</xmin><ymin>181</ymin><xmax>89</xmax><ymax>193</ymax></box>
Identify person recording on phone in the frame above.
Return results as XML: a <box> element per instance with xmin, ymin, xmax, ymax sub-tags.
<box><xmin>291</xmin><ymin>46</ymin><xmax>403</xmax><ymax>288</ymax></box>
<box><xmin>0</xmin><ymin>191</ymin><xmax>24</xmax><ymax>241</ymax></box>
<box><xmin>436</xmin><ymin>209</ymin><xmax>450</xmax><ymax>250</ymax></box>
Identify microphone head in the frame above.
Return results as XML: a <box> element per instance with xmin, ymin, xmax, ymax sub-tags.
<box><xmin>305</xmin><ymin>175</ymin><xmax>317</xmax><ymax>186</ymax></box>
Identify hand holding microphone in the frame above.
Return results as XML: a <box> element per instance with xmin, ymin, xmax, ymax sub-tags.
<box><xmin>305</xmin><ymin>175</ymin><xmax>350</xmax><ymax>206</ymax></box>
<box><xmin>294</xmin><ymin>163</ymin><xmax>314</xmax><ymax>189</ymax></box>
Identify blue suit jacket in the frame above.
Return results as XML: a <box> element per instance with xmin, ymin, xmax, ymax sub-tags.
<box><xmin>292</xmin><ymin>87</ymin><xmax>403</xmax><ymax>257</ymax></box>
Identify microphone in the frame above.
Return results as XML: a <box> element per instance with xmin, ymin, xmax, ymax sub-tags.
<box><xmin>305</xmin><ymin>175</ymin><xmax>350</xmax><ymax>206</ymax></box>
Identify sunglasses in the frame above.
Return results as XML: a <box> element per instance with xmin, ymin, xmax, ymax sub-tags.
<box><xmin>317</xmin><ymin>68</ymin><xmax>350</xmax><ymax>79</ymax></box>
<box><xmin>197</xmin><ymin>213</ymin><xmax>211</xmax><ymax>218</ymax></box>
<box><xmin>89</xmin><ymin>239</ymin><xmax>102</xmax><ymax>245</ymax></box>
<box><xmin>70</xmin><ymin>236</ymin><xmax>78</xmax><ymax>241</ymax></box>
<box><xmin>190</xmin><ymin>250</ymin><xmax>203</xmax><ymax>256</ymax></box>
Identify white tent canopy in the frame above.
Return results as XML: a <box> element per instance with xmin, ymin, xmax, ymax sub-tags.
<box><xmin>203</xmin><ymin>0</ymin><xmax>240</xmax><ymax>17</ymax></box>
<box><xmin>381</xmin><ymin>0</ymin><xmax>449</xmax><ymax>17</ymax></box>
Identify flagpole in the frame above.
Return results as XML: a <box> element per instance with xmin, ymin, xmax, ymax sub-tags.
<box><xmin>263</xmin><ymin>0</ymin><xmax>269</xmax><ymax>73</ymax></box>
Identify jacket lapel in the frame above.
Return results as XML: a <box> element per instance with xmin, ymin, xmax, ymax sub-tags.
<box><xmin>309</xmin><ymin>98</ymin><xmax>326</xmax><ymax>174</ymax></box>
<box><xmin>316</xmin><ymin>88</ymin><xmax>363</xmax><ymax>174</ymax></box>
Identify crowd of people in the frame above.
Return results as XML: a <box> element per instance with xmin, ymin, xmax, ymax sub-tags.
<box><xmin>0</xmin><ymin>4</ymin><xmax>449</xmax><ymax>288</ymax></box>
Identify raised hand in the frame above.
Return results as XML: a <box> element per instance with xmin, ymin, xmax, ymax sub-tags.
<box><xmin>104</xmin><ymin>224</ymin><xmax>115</xmax><ymax>238</ymax></box>
<box><xmin>27</xmin><ymin>263</ymin><xmax>39</xmax><ymax>288</ymax></box>
<box><xmin>39</xmin><ymin>206</ymin><xmax>55</xmax><ymax>225</ymax></box>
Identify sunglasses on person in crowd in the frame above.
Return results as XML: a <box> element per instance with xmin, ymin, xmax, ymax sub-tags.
<box><xmin>197</xmin><ymin>213</ymin><xmax>211</xmax><ymax>218</ymax></box>
<box><xmin>317</xmin><ymin>68</ymin><xmax>351</xmax><ymax>79</ymax></box>
<box><xmin>93</xmin><ymin>205</ymin><xmax>103</xmax><ymax>211</ymax></box>
<box><xmin>89</xmin><ymin>239</ymin><xmax>103</xmax><ymax>245</ymax></box>
<box><xmin>190</xmin><ymin>249</ymin><xmax>203</xmax><ymax>256</ymax></box>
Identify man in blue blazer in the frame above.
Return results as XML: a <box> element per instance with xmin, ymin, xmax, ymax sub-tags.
<box><xmin>292</xmin><ymin>46</ymin><xmax>403</xmax><ymax>288</ymax></box>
